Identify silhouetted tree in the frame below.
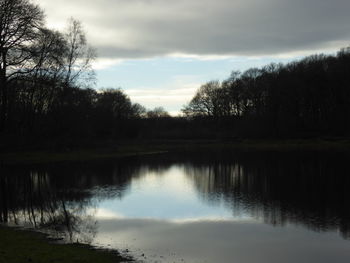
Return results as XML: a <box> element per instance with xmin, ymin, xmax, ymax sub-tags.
<box><xmin>62</xmin><ymin>18</ymin><xmax>96</xmax><ymax>89</ymax></box>
<box><xmin>131</xmin><ymin>103</ymin><xmax>147</xmax><ymax>118</ymax></box>
<box><xmin>182</xmin><ymin>80</ymin><xmax>225</xmax><ymax>118</ymax></box>
<box><xmin>147</xmin><ymin>107</ymin><xmax>170</xmax><ymax>118</ymax></box>
<box><xmin>0</xmin><ymin>0</ymin><xmax>44</xmax><ymax>131</ymax></box>
<box><xmin>183</xmin><ymin>47</ymin><xmax>350</xmax><ymax>137</ymax></box>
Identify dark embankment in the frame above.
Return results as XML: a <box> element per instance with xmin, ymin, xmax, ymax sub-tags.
<box><xmin>0</xmin><ymin>226</ymin><xmax>130</xmax><ymax>263</ymax></box>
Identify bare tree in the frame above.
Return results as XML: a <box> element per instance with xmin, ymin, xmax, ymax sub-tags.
<box><xmin>147</xmin><ymin>107</ymin><xmax>170</xmax><ymax>118</ymax></box>
<box><xmin>31</xmin><ymin>29</ymin><xmax>66</xmax><ymax>80</ymax></box>
<box><xmin>0</xmin><ymin>0</ymin><xmax>44</xmax><ymax>130</ymax></box>
<box><xmin>96</xmin><ymin>89</ymin><xmax>134</xmax><ymax>119</ymax></box>
<box><xmin>62</xmin><ymin>18</ymin><xmax>96</xmax><ymax>88</ymax></box>
<box><xmin>182</xmin><ymin>80</ymin><xmax>223</xmax><ymax>117</ymax></box>
<box><xmin>131</xmin><ymin>103</ymin><xmax>147</xmax><ymax>118</ymax></box>
<box><xmin>25</xmin><ymin>28</ymin><xmax>67</xmax><ymax>116</ymax></box>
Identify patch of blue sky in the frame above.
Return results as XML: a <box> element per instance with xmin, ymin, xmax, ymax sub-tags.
<box><xmin>96</xmin><ymin>56</ymin><xmax>298</xmax><ymax>89</ymax></box>
<box><xmin>95</xmin><ymin>55</ymin><xmax>300</xmax><ymax>113</ymax></box>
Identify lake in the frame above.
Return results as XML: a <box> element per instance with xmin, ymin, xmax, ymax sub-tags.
<box><xmin>1</xmin><ymin>150</ymin><xmax>350</xmax><ymax>262</ymax></box>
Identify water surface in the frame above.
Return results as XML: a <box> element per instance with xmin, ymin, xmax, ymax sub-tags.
<box><xmin>1</xmin><ymin>151</ymin><xmax>350</xmax><ymax>262</ymax></box>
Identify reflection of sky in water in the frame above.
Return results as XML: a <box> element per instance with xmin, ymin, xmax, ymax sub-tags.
<box><xmin>94</xmin><ymin>218</ymin><xmax>350</xmax><ymax>263</ymax></box>
<box><xmin>95</xmin><ymin>166</ymin><xmax>247</xmax><ymax>221</ymax></box>
<box><xmin>3</xmin><ymin>155</ymin><xmax>350</xmax><ymax>263</ymax></box>
<box><xmin>88</xmin><ymin>165</ymin><xmax>350</xmax><ymax>263</ymax></box>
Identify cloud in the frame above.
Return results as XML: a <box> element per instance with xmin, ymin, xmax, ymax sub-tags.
<box><xmin>92</xmin><ymin>58</ymin><xmax>124</xmax><ymax>70</ymax></box>
<box><xmin>39</xmin><ymin>0</ymin><xmax>350</xmax><ymax>59</ymax></box>
<box><xmin>124</xmin><ymin>83</ymin><xmax>200</xmax><ymax>114</ymax></box>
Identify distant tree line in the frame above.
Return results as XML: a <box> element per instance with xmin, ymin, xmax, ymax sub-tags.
<box><xmin>1</xmin><ymin>0</ymin><xmax>350</xmax><ymax>149</ymax></box>
<box><xmin>183</xmin><ymin>48</ymin><xmax>350</xmax><ymax>137</ymax></box>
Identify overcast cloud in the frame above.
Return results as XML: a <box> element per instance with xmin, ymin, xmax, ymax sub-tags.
<box><xmin>39</xmin><ymin>0</ymin><xmax>350</xmax><ymax>59</ymax></box>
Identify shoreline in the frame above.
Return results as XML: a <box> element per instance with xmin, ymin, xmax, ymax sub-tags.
<box><xmin>0</xmin><ymin>225</ymin><xmax>132</xmax><ymax>263</ymax></box>
<box><xmin>1</xmin><ymin>138</ymin><xmax>350</xmax><ymax>165</ymax></box>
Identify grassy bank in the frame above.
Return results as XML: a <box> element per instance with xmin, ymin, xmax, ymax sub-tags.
<box><xmin>1</xmin><ymin>138</ymin><xmax>350</xmax><ymax>165</ymax></box>
<box><xmin>0</xmin><ymin>226</ymin><xmax>130</xmax><ymax>263</ymax></box>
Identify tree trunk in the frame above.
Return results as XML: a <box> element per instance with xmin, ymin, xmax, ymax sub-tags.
<box><xmin>0</xmin><ymin>70</ymin><xmax>7</xmax><ymax>132</ymax></box>
<box><xmin>0</xmin><ymin>49</ymin><xmax>8</xmax><ymax>132</ymax></box>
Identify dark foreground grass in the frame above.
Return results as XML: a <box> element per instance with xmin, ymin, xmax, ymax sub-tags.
<box><xmin>0</xmin><ymin>226</ymin><xmax>130</xmax><ymax>263</ymax></box>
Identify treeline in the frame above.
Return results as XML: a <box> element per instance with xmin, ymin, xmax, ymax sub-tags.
<box><xmin>0</xmin><ymin>0</ymin><xmax>170</xmax><ymax>148</ymax></box>
<box><xmin>2</xmin><ymin>0</ymin><xmax>350</xmax><ymax>150</ymax></box>
<box><xmin>0</xmin><ymin>0</ymin><xmax>97</xmax><ymax>139</ymax></box>
<box><xmin>183</xmin><ymin>48</ymin><xmax>350</xmax><ymax>137</ymax></box>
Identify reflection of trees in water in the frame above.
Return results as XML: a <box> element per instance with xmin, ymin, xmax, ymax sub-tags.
<box><xmin>1</xmin><ymin>152</ymin><xmax>350</xmax><ymax>241</ymax></box>
<box><xmin>183</xmin><ymin>152</ymin><xmax>350</xmax><ymax>239</ymax></box>
<box><xmin>128</xmin><ymin>152</ymin><xmax>350</xmax><ymax>240</ymax></box>
<box><xmin>0</xmin><ymin>171</ymin><xmax>97</xmax><ymax>243</ymax></box>
<box><xmin>0</xmin><ymin>158</ymin><xmax>174</xmax><ymax>243</ymax></box>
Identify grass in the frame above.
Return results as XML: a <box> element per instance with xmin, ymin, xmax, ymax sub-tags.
<box><xmin>1</xmin><ymin>138</ymin><xmax>350</xmax><ymax>165</ymax></box>
<box><xmin>0</xmin><ymin>226</ymin><xmax>130</xmax><ymax>263</ymax></box>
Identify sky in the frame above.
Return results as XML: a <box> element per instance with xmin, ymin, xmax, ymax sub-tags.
<box><xmin>37</xmin><ymin>0</ymin><xmax>350</xmax><ymax>115</ymax></box>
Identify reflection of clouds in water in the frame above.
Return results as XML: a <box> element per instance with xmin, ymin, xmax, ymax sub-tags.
<box><xmin>97</xmin><ymin>166</ymin><xmax>234</xmax><ymax>220</ymax></box>
<box><xmin>95</xmin><ymin>204</ymin><xmax>249</xmax><ymax>222</ymax></box>
<box><xmin>95</xmin><ymin>218</ymin><xmax>350</xmax><ymax>263</ymax></box>
<box><xmin>91</xmin><ymin>208</ymin><xmax>125</xmax><ymax>219</ymax></box>
<box><xmin>170</xmin><ymin>215</ymin><xmax>251</xmax><ymax>223</ymax></box>
<box><xmin>130</xmin><ymin>167</ymin><xmax>196</xmax><ymax>199</ymax></box>
<box><xmin>2</xmin><ymin>151</ymin><xmax>350</xmax><ymax>262</ymax></box>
